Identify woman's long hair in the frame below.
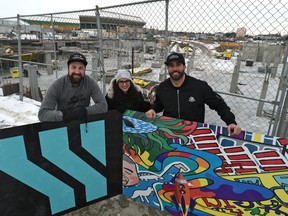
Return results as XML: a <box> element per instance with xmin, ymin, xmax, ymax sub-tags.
<box><xmin>112</xmin><ymin>80</ymin><xmax>141</xmax><ymax>104</ymax></box>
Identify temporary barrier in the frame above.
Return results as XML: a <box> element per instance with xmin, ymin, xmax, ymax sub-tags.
<box><xmin>0</xmin><ymin>111</ymin><xmax>122</xmax><ymax>216</ymax></box>
<box><xmin>1</xmin><ymin>109</ymin><xmax>288</xmax><ymax>215</ymax></box>
<box><xmin>122</xmin><ymin>110</ymin><xmax>288</xmax><ymax>215</ymax></box>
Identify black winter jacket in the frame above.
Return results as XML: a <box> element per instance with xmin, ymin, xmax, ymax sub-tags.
<box><xmin>151</xmin><ymin>75</ymin><xmax>237</xmax><ymax>125</ymax></box>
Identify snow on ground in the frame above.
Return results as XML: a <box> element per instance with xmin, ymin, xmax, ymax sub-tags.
<box><xmin>0</xmin><ymin>94</ymin><xmax>40</xmax><ymax>128</ymax></box>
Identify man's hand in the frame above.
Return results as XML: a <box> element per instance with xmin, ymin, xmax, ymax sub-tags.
<box><xmin>62</xmin><ymin>106</ymin><xmax>87</xmax><ymax>122</ymax></box>
<box><xmin>145</xmin><ymin>109</ymin><xmax>157</xmax><ymax>119</ymax></box>
<box><xmin>227</xmin><ymin>123</ymin><xmax>241</xmax><ymax>136</ymax></box>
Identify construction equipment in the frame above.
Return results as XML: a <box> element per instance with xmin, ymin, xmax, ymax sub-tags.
<box><xmin>223</xmin><ymin>50</ymin><xmax>233</xmax><ymax>59</ymax></box>
<box><xmin>9</xmin><ymin>67</ymin><xmax>19</xmax><ymax>78</ymax></box>
<box><xmin>214</xmin><ymin>49</ymin><xmax>233</xmax><ymax>60</ymax></box>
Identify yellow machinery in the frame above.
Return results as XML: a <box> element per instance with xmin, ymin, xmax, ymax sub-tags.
<box><xmin>10</xmin><ymin>67</ymin><xmax>19</xmax><ymax>78</ymax></box>
<box><xmin>223</xmin><ymin>50</ymin><xmax>233</xmax><ymax>59</ymax></box>
<box><xmin>133</xmin><ymin>78</ymin><xmax>150</xmax><ymax>88</ymax></box>
<box><xmin>214</xmin><ymin>50</ymin><xmax>233</xmax><ymax>60</ymax></box>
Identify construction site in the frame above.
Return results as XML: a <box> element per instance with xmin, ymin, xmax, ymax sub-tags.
<box><xmin>1</xmin><ymin>0</ymin><xmax>288</xmax><ymax>215</ymax></box>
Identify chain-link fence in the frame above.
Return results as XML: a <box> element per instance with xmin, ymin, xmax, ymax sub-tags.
<box><xmin>0</xmin><ymin>0</ymin><xmax>288</xmax><ymax>136</ymax></box>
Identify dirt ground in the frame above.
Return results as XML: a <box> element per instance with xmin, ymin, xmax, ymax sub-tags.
<box><xmin>64</xmin><ymin>195</ymin><xmax>170</xmax><ymax>216</ymax></box>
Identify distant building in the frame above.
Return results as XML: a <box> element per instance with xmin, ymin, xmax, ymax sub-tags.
<box><xmin>215</xmin><ymin>32</ymin><xmax>224</xmax><ymax>37</ymax></box>
<box><xmin>236</xmin><ymin>27</ymin><xmax>247</xmax><ymax>38</ymax></box>
<box><xmin>194</xmin><ymin>33</ymin><xmax>208</xmax><ymax>40</ymax></box>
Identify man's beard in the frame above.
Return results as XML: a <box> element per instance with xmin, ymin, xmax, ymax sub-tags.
<box><xmin>69</xmin><ymin>73</ymin><xmax>83</xmax><ymax>85</ymax></box>
<box><xmin>169</xmin><ymin>70</ymin><xmax>185</xmax><ymax>81</ymax></box>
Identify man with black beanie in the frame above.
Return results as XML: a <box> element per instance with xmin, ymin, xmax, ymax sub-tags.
<box><xmin>38</xmin><ymin>52</ymin><xmax>107</xmax><ymax>122</ymax></box>
<box><xmin>146</xmin><ymin>52</ymin><xmax>241</xmax><ymax>136</ymax></box>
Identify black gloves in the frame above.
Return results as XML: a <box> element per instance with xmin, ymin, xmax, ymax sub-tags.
<box><xmin>62</xmin><ymin>106</ymin><xmax>87</xmax><ymax>122</ymax></box>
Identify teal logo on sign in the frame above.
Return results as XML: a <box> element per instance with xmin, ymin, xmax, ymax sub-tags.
<box><xmin>0</xmin><ymin>111</ymin><xmax>122</xmax><ymax>215</ymax></box>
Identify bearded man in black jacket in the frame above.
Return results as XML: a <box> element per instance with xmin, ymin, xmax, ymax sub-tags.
<box><xmin>145</xmin><ymin>52</ymin><xmax>241</xmax><ymax>136</ymax></box>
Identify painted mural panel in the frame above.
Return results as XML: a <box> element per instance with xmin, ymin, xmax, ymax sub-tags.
<box><xmin>0</xmin><ymin>110</ymin><xmax>122</xmax><ymax>216</ymax></box>
<box><xmin>122</xmin><ymin>110</ymin><xmax>288</xmax><ymax>216</ymax></box>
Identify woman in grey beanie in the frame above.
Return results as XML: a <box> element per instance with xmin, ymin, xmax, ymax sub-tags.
<box><xmin>105</xmin><ymin>69</ymin><xmax>151</xmax><ymax>114</ymax></box>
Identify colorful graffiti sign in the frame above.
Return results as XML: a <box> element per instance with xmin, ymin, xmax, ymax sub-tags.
<box><xmin>122</xmin><ymin>110</ymin><xmax>288</xmax><ymax>216</ymax></box>
<box><xmin>0</xmin><ymin>111</ymin><xmax>122</xmax><ymax>216</ymax></box>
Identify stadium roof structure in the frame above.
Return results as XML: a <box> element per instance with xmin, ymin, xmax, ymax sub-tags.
<box><xmin>18</xmin><ymin>11</ymin><xmax>146</xmax><ymax>32</ymax></box>
<box><xmin>79</xmin><ymin>11</ymin><xmax>146</xmax><ymax>27</ymax></box>
<box><xmin>20</xmin><ymin>15</ymin><xmax>80</xmax><ymax>31</ymax></box>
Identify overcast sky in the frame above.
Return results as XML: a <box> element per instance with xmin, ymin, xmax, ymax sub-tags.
<box><xmin>1</xmin><ymin>0</ymin><xmax>287</xmax><ymax>35</ymax></box>
<box><xmin>0</xmin><ymin>0</ymin><xmax>141</xmax><ymax>18</ymax></box>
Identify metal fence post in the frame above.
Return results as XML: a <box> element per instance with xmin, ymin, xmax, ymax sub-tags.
<box><xmin>160</xmin><ymin>0</ymin><xmax>169</xmax><ymax>81</ymax></box>
<box><xmin>271</xmin><ymin>46</ymin><xmax>288</xmax><ymax>136</ymax></box>
<box><xmin>276</xmin><ymin>89</ymin><xmax>288</xmax><ymax>137</ymax></box>
<box><xmin>51</xmin><ymin>14</ymin><xmax>58</xmax><ymax>79</ymax></box>
<box><xmin>17</xmin><ymin>14</ymin><xmax>23</xmax><ymax>101</ymax></box>
<box><xmin>95</xmin><ymin>5</ymin><xmax>106</xmax><ymax>94</ymax></box>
